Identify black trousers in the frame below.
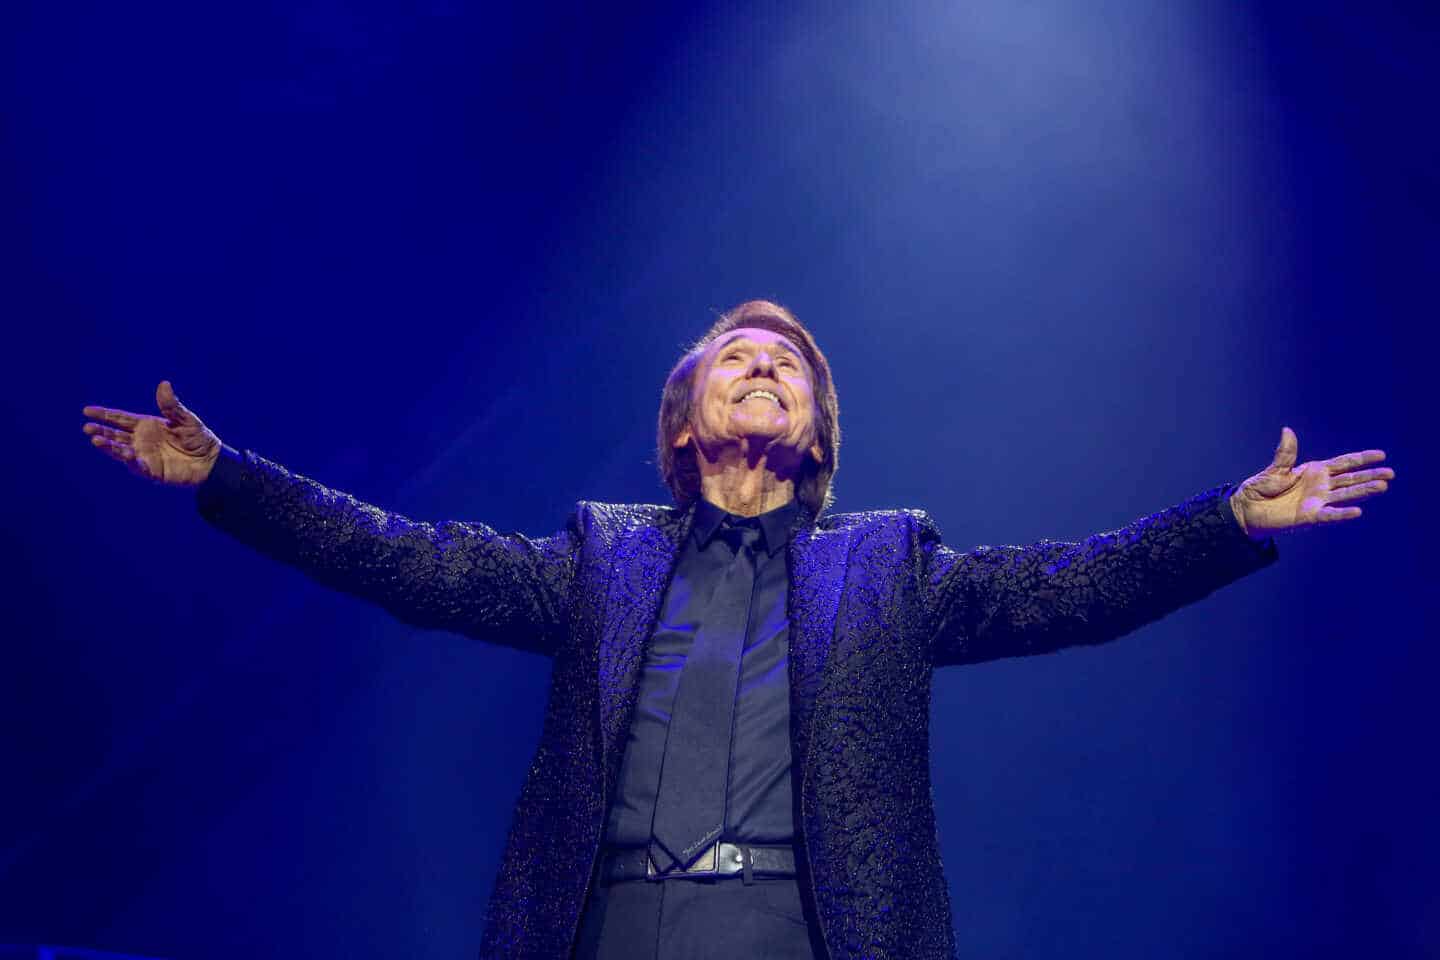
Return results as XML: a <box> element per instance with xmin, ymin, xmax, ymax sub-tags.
<box><xmin>574</xmin><ymin>874</ymin><xmax>825</xmax><ymax>960</ymax></box>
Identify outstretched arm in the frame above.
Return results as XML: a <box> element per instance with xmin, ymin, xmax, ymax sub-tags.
<box><xmin>924</xmin><ymin>428</ymin><xmax>1394</xmax><ymax>668</ymax></box>
<box><xmin>82</xmin><ymin>382</ymin><xmax>577</xmax><ymax>655</ymax></box>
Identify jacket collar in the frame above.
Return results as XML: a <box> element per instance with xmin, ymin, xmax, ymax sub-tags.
<box><xmin>691</xmin><ymin>496</ymin><xmax>801</xmax><ymax>557</ymax></box>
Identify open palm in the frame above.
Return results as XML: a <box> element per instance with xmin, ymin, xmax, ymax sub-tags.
<box><xmin>82</xmin><ymin>381</ymin><xmax>221</xmax><ymax>487</ymax></box>
<box><xmin>1230</xmin><ymin>427</ymin><xmax>1394</xmax><ymax>539</ymax></box>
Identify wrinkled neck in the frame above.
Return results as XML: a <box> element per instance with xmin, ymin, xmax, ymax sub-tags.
<box><xmin>695</xmin><ymin>448</ymin><xmax>798</xmax><ymax>517</ymax></box>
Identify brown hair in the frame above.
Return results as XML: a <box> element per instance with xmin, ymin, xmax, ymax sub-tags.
<box><xmin>656</xmin><ymin>300</ymin><xmax>840</xmax><ymax>515</ymax></box>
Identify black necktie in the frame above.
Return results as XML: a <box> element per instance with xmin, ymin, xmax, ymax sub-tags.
<box><xmin>648</xmin><ymin>521</ymin><xmax>762</xmax><ymax>873</ymax></box>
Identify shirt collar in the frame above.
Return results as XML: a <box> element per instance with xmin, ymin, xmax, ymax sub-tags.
<box><xmin>692</xmin><ymin>496</ymin><xmax>799</xmax><ymax>557</ymax></box>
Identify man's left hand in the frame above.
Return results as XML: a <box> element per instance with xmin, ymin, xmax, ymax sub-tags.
<box><xmin>1229</xmin><ymin>427</ymin><xmax>1394</xmax><ymax>541</ymax></box>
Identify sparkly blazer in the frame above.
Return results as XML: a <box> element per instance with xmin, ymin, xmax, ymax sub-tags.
<box><xmin>196</xmin><ymin>448</ymin><xmax>1279</xmax><ymax>960</ymax></box>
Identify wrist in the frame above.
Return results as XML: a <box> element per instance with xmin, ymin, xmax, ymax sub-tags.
<box><xmin>201</xmin><ymin>440</ymin><xmax>222</xmax><ymax>482</ymax></box>
<box><xmin>1228</xmin><ymin>487</ymin><xmax>1273</xmax><ymax>543</ymax></box>
<box><xmin>1228</xmin><ymin>488</ymin><xmax>1251</xmax><ymax>538</ymax></box>
<box><xmin>195</xmin><ymin>442</ymin><xmax>240</xmax><ymax>489</ymax></box>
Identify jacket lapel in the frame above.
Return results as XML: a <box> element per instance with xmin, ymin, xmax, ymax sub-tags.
<box><xmin>595</xmin><ymin>505</ymin><xmax>692</xmax><ymax>799</ymax></box>
<box><xmin>786</xmin><ymin>518</ymin><xmax>855</xmax><ymax>774</ymax></box>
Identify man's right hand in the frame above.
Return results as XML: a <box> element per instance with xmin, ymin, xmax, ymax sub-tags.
<box><xmin>83</xmin><ymin>381</ymin><xmax>222</xmax><ymax>487</ymax></box>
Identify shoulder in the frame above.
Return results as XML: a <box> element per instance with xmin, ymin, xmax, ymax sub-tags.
<box><xmin>572</xmin><ymin>501</ymin><xmax>685</xmax><ymax>536</ymax></box>
<box><xmin>818</xmin><ymin>506</ymin><xmax>939</xmax><ymax>536</ymax></box>
<box><xmin>575</xmin><ymin>500</ymin><xmax>681</xmax><ymax>525</ymax></box>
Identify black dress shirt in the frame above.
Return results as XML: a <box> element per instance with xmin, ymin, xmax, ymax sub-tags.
<box><xmin>603</xmin><ymin>497</ymin><xmax>799</xmax><ymax>848</ymax></box>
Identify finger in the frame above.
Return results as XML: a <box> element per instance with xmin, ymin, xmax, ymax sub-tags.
<box><xmin>1326</xmin><ymin>449</ymin><xmax>1387</xmax><ymax>474</ymax></box>
<box><xmin>93</xmin><ymin>435</ymin><xmax>156</xmax><ymax>481</ymax></box>
<box><xmin>1272</xmin><ymin>426</ymin><xmax>1298</xmax><ymax>470</ymax></box>
<box><xmin>1316</xmin><ymin>505</ymin><xmax>1362</xmax><ymax>523</ymax></box>
<box><xmin>81</xmin><ymin>405</ymin><xmax>143</xmax><ymax>430</ymax></box>
<box><xmin>1330</xmin><ymin>466</ymin><xmax>1395</xmax><ymax>489</ymax></box>
<box><xmin>91</xmin><ymin>434</ymin><xmax>136</xmax><ymax>463</ymax></box>
<box><xmin>156</xmin><ymin>380</ymin><xmax>188</xmax><ymax>424</ymax></box>
<box><xmin>82</xmin><ymin>423</ymin><xmax>134</xmax><ymax>445</ymax></box>
<box><xmin>1327</xmin><ymin>480</ymin><xmax>1389</xmax><ymax>504</ymax></box>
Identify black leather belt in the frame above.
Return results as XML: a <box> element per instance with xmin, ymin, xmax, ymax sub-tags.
<box><xmin>601</xmin><ymin>842</ymin><xmax>796</xmax><ymax>884</ymax></box>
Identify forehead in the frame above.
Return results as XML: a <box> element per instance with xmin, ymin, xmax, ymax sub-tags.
<box><xmin>705</xmin><ymin>326</ymin><xmax>807</xmax><ymax>359</ymax></box>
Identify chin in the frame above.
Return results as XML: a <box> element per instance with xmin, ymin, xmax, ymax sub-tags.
<box><xmin>730</xmin><ymin>412</ymin><xmax>788</xmax><ymax>433</ymax></box>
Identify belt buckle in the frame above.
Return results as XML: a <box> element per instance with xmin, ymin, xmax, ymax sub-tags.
<box><xmin>646</xmin><ymin>842</ymin><xmax>719</xmax><ymax>879</ymax></box>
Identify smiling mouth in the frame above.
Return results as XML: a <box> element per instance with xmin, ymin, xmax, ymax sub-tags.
<box><xmin>735</xmin><ymin>389</ymin><xmax>784</xmax><ymax>408</ymax></box>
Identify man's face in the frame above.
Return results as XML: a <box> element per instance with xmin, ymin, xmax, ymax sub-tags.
<box><xmin>675</xmin><ymin>326</ymin><xmax>823</xmax><ymax>469</ymax></box>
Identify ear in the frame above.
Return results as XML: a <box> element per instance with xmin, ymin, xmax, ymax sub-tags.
<box><xmin>673</xmin><ymin>426</ymin><xmax>693</xmax><ymax>450</ymax></box>
<box><xmin>809</xmin><ymin>441</ymin><xmax>824</xmax><ymax>464</ymax></box>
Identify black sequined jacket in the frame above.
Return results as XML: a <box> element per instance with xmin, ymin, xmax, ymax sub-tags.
<box><xmin>196</xmin><ymin>449</ymin><xmax>1279</xmax><ymax>959</ymax></box>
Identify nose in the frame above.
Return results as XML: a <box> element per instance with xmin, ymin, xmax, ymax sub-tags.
<box><xmin>747</xmin><ymin>349</ymin><xmax>776</xmax><ymax>377</ymax></box>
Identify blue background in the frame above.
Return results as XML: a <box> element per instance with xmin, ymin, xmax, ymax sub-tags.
<box><xmin>3</xmin><ymin>1</ymin><xmax>1433</xmax><ymax>957</ymax></box>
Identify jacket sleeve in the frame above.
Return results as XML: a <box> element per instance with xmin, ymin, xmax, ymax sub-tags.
<box><xmin>923</xmin><ymin>481</ymin><xmax>1279</xmax><ymax>668</ymax></box>
<box><xmin>195</xmin><ymin>446</ymin><xmax>577</xmax><ymax>656</ymax></box>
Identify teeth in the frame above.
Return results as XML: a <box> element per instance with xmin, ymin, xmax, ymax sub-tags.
<box><xmin>738</xmin><ymin>390</ymin><xmax>781</xmax><ymax>405</ymax></box>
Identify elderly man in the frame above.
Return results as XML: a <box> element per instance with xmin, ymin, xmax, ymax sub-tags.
<box><xmin>82</xmin><ymin>300</ymin><xmax>1394</xmax><ymax>959</ymax></box>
